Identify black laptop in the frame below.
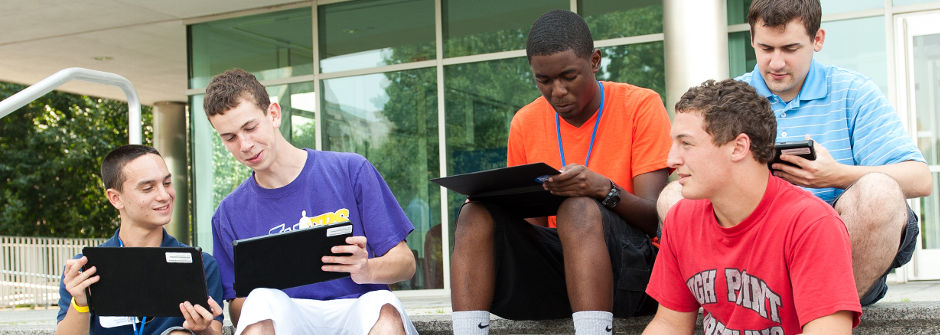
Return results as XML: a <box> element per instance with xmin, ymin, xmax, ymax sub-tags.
<box><xmin>431</xmin><ymin>162</ymin><xmax>566</xmax><ymax>218</ymax></box>
<box><xmin>233</xmin><ymin>221</ymin><xmax>354</xmax><ymax>297</ymax></box>
<box><xmin>82</xmin><ymin>247</ymin><xmax>207</xmax><ymax>317</ymax></box>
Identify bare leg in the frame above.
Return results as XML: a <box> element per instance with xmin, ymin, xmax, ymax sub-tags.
<box><xmin>556</xmin><ymin>197</ymin><xmax>613</xmax><ymax>312</ymax></box>
<box><xmin>835</xmin><ymin>173</ymin><xmax>907</xmax><ymax>297</ymax></box>
<box><xmin>368</xmin><ymin>303</ymin><xmax>406</xmax><ymax>335</ymax></box>
<box><xmin>241</xmin><ymin>319</ymin><xmax>274</xmax><ymax>335</ymax></box>
<box><xmin>656</xmin><ymin>181</ymin><xmax>683</xmax><ymax>222</ymax></box>
<box><xmin>450</xmin><ymin>202</ymin><xmax>496</xmax><ymax>311</ymax></box>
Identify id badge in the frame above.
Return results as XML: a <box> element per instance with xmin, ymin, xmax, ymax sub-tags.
<box><xmin>99</xmin><ymin>316</ymin><xmax>138</xmax><ymax>328</ymax></box>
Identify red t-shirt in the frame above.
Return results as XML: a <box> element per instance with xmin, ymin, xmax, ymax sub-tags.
<box><xmin>647</xmin><ymin>175</ymin><xmax>862</xmax><ymax>333</ymax></box>
<box><xmin>507</xmin><ymin>81</ymin><xmax>671</xmax><ymax>227</ymax></box>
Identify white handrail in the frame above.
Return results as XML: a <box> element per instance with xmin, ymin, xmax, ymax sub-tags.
<box><xmin>0</xmin><ymin>67</ymin><xmax>142</xmax><ymax>144</ymax></box>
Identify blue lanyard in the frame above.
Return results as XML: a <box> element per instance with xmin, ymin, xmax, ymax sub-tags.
<box><xmin>556</xmin><ymin>81</ymin><xmax>604</xmax><ymax>167</ymax></box>
<box><xmin>118</xmin><ymin>237</ymin><xmax>148</xmax><ymax>335</ymax></box>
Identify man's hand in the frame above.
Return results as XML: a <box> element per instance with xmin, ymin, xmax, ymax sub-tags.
<box><xmin>771</xmin><ymin>139</ymin><xmax>849</xmax><ymax>189</ymax></box>
<box><xmin>62</xmin><ymin>257</ymin><xmax>99</xmax><ymax>307</ymax></box>
<box><xmin>322</xmin><ymin>236</ymin><xmax>372</xmax><ymax>284</ymax></box>
<box><xmin>542</xmin><ymin>164</ymin><xmax>611</xmax><ymax>199</ymax></box>
<box><xmin>180</xmin><ymin>297</ymin><xmax>223</xmax><ymax>334</ymax></box>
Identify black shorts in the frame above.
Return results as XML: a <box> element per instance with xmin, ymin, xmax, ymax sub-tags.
<box><xmin>829</xmin><ymin>196</ymin><xmax>920</xmax><ymax>306</ymax></box>
<box><xmin>465</xmin><ymin>200</ymin><xmax>658</xmax><ymax>320</ymax></box>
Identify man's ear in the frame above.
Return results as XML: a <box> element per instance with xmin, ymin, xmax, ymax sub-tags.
<box><xmin>267</xmin><ymin>102</ymin><xmax>282</xmax><ymax>128</ymax></box>
<box><xmin>729</xmin><ymin>133</ymin><xmax>752</xmax><ymax>162</ymax></box>
<box><xmin>106</xmin><ymin>188</ymin><xmax>124</xmax><ymax>210</ymax></box>
<box><xmin>812</xmin><ymin>28</ymin><xmax>826</xmax><ymax>52</ymax></box>
<box><xmin>590</xmin><ymin>48</ymin><xmax>602</xmax><ymax>73</ymax></box>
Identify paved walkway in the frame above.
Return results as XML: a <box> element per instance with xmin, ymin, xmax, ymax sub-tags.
<box><xmin>2</xmin><ymin>281</ymin><xmax>938</xmax><ymax>328</ymax></box>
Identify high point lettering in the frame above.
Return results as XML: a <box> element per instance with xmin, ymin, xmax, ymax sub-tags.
<box><xmin>725</xmin><ymin>269</ymin><xmax>782</xmax><ymax>323</ymax></box>
<box><xmin>743</xmin><ymin>327</ymin><xmax>784</xmax><ymax>335</ymax></box>
<box><xmin>686</xmin><ymin>269</ymin><xmax>718</xmax><ymax>305</ymax></box>
<box><xmin>702</xmin><ymin>313</ymin><xmax>740</xmax><ymax>335</ymax></box>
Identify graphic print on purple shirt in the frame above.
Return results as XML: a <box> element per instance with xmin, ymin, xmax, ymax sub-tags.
<box><xmin>211</xmin><ymin>149</ymin><xmax>414</xmax><ymax>301</ymax></box>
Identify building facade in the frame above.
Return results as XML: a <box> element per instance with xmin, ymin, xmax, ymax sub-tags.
<box><xmin>184</xmin><ymin>0</ymin><xmax>940</xmax><ymax>290</ymax></box>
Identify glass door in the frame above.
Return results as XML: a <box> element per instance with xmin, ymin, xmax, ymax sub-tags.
<box><xmin>896</xmin><ymin>10</ymin><xmax>940</xmax><ymax>280</ymax></box>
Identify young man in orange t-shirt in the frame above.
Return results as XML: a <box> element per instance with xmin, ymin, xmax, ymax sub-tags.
<box><xmin>449</xmin><ymin>9</ymin><xmax>672</xmax><ymax>335</ymax></box>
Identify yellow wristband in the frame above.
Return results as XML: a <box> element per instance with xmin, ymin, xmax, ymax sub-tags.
<box><xmin>71</xmin><ymin>297</ymin><xmax>89</xmax><ymax>313</ymax></box>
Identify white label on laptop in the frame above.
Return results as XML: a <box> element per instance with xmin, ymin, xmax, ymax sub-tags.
<box><xmin>165</xmin><ymin>252</ymin><xmax>193</xmax><ymax>264</ymax></box>
<box><xmin>99</xmin><ymin>316</ymin><xmax>138</xmax><ymax>328</ymax></box>
<box><xmin>327</xmin><ymin>225</ymin><xmax>353</xmax><ymax>237</ymax></box>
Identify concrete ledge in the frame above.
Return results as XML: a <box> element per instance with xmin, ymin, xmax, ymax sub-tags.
<box><xmin>4</xmin><ymin>302</ymin><xmax>939</xmax><ymax>335</ymax></box>
<box><xmin>406</xmin><ymin>302</ymin><xmax>940</xmax><ymax>335</ymax></box>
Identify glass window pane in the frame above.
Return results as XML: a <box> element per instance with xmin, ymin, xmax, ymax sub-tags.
<box><xmin>727</xmin><ymin>0</ymin><xmax>883</xmax><ymax>25</ymax></box>
<box><xmin>266</xmin><ymin>82</ymin><xmax>317</xmax><ymax>149</ymax></box>
<box><xmin>816</xmin><ymin>17</ymin><xmax>888</xmax><ymax>94</ymax></box>
<box><xmin>912</xmin><ymin>32</ymin><xmax>940</xmax><ymax>249</ymax></box>
<box><xmin>320</xmin><ymin>68</ymin><xmax>440</xmax><ymax>289</ymax></box>
<box><xmin>728</xmin><ymin>31</ymin><xmax>757</xmax><ymax>78</ymax></box>
<box><xmin>191</xmin><ymin>95</ymin><xmax>253</xmax><ymax>252</ymax></box>
<box><xmin>188</xmin><ymin>8</ymin><xmax>313</xmax><ymax>89</ymax></box>
<box><xmin>727</xmin><ymin>0</ymin><xmax>750</xmax><ymax>25</ymax></box>
<box><xmin>596</xmin><ymin>42</ymin><xmax>666</xmax><ymax>103</ymax></box>
<box><xmin>318</xmin><ymin>0</ymin><xmax>435</xmax><ymax>73</ymax></box>
<box><xmin>894</xmin><ymin>0</ymin><xmax>939</xmax><ymax>5</ymax></box>
<box><xmin>729</xmin><ymin>17</ymin><xmax>888</xmax><ymax>95</ymax></box>
<box><xmin>581</xmin><ymin>0</ymin><xmax>662</xmax><ymax>40</ymax></box>
<box><xmin>443</xmin><ymin>57</ymin><xmax>540</xmax><ymax>254</ymax></box>
<box><xmin>821</xmin><ymin>0</ymin><xmax>882</xmax><ymax>13</ymax></box>
<box><xmin>442</xmin><ymin>0</ymin><xmax>568</xmax><ymax>58</ymax></box>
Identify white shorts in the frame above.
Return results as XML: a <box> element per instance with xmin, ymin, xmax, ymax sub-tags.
<box><xmin>234</xmin><ymin>288</ymin><xmax>418</xmax><ymax>335</ymax></box>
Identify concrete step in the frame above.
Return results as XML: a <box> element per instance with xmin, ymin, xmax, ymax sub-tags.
<box><xmin>3</xmin><ymin>302</ymin><xmax>936</xmax><ymax>335</ymax></box>
<box><xmin>408</xmin><ymin>302</ymin><xmax>940</xmax><ymax>335</ymax></box>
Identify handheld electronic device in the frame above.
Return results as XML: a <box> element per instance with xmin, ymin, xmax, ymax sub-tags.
<box><xmin>770</xmin><ymin>140</ymin><xmax>816</xmax><ymax>168</ymax></box>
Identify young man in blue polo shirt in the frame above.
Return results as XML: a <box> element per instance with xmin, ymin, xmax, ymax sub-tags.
<box><xmin>658</xmin><ymin>0</ymin><xmax>931</xmax><ymax>306</ymax></box>
<box><xmin>56</xmin><ymin>145</ymin><xmax>223</xmax><ymax>335</ymax></box>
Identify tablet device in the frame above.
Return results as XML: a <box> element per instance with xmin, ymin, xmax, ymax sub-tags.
<box><xmin>233</xmin><ymin>221</ymin><xmax>354</xmax><ymax>297</ymax></box>
<box><xmin>81</xmin><ymin>247</ymin><xmax>207</xmax><ymax>317</ymax></box>
<box><xmin>770</xmin><ymin>140</ymin><xmax>816</xmax><ymax>168</ymax></box>
<box><xmin>430</xmin><ymin>162</ymin><xmax>566</xmax><ymax>218</ymax></box>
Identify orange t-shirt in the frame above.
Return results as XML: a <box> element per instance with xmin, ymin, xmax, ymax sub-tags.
<box><xmin>507</xmin><ymin>81</ymin><xmax>672</xmax><ymax>227</ymax></box>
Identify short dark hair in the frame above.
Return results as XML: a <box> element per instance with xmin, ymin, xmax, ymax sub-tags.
<box><xmin>675</xmin><ymin>79</ymin><xmax>776</xmax><ymax>164</ymax></box>
<box><xmin>526</xmin><ymin>10</ymin><xmax>594</xmax><ymax>61</ymax></box>
<box><xmin>748</xmin><ymin>0</ymin><xmax>821</xmax><ymax>39</ymax></box>
<box><xmin>101</xmin><ymin>145</ymin><xmax>161</xmax><ymax>191</ymax></box>
<box><xmin>203</xmin><ymin>68</ymin><xmax>270</xmax><ymax>117</ymax></box>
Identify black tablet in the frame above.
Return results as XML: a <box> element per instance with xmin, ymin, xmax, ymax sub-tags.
<box><xmin>232</xmin><ymin>221</ymin><xmax>354</xmax><ymax>297</ymax></box>
<box><xmin>430</xmin><ymin>162</ymin><xmax>566</xmax><ymax>218</ymax></box>
<box><xmin>82</xmin><ymin>247</ymin><xmax>207</xmax><ymax>317</ymax></box>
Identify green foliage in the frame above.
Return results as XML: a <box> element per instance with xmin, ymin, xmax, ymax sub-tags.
<box><xmin>0</xmin><ymin>82</ymin><xmax>152</xmax><ymax>237</ymax></box>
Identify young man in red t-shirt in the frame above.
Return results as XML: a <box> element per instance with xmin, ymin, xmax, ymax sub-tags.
<box><xmin>643</xmin><ymin>79</ymin><xmax>861</xmax><ymax>334</ymax></box>
<box><xmin>450</xmin><ymin>9</ymin><xmax>672</xmax><ymax>335</ymax></box>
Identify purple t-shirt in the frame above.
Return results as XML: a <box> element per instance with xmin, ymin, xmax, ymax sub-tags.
<box><xmin>212</xmin><ymin>149</ymin><xmax>414</xmax><ymax>301</ymax></box>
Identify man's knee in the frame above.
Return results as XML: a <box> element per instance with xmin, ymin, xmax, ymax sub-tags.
<box><xmin>454</xmin><ymin>202</ymin><xmax>494</xmax><ymax>239</ymax></box>
<box><xmin>242</xmin><ymin>319</ymin><xmax>274</xmax><ymax>335</ymax></box>
<box><xmin>370</xmin><ymin>303</ymin><xmax>405</xmax><ymax>335</ymax></box>
<box><xmin>838</xmin><ymin>173</ymin><xmax>905</xmax><ymax>221</ymax></box>
<box><xmin>656</xmin><ymin>181</ymin><xmax>682</xmax><ymax>220</ymax></box>
<box><xmin>556</xmin><ymin>196</ymin><xmax>602</xmax><ymax>232</ymax></box>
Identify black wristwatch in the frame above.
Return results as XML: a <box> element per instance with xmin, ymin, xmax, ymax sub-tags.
<box><xmin>601</xmin><ymin>180</ymin><xmax>621</xmax><ymax>209</ymax></box>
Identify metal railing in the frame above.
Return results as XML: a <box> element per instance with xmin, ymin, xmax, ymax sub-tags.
<box><xmin>0</xmin><ymin>236</ymin><xmax>107</xmax><ymax>307</ymax></box>
<box><xmin>0</xmin><ymin>67</ymin><xmax>142</xmax><ymax>144</ymax></box>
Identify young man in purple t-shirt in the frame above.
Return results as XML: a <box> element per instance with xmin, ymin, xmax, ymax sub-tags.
<box><xmin>204</xmin><ymin>68</ymin><xmax>418</xmax><ymax>335</ymax></box>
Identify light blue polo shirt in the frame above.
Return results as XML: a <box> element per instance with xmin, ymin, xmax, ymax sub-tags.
<box><xmin>737</xmin><ymin>59</ymin><xmax>925</xmax><ymax>202</ymax></box>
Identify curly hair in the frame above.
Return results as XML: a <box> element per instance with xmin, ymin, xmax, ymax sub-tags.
<box><xmin>203</xmin><ymin>68</ymin><xmax>270</xmax><ymax>117</ymax></box>
<box><xmin>675</xmin><ymin>79</ymin><xmax>776</xmax><ymax>164</ymax></box>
